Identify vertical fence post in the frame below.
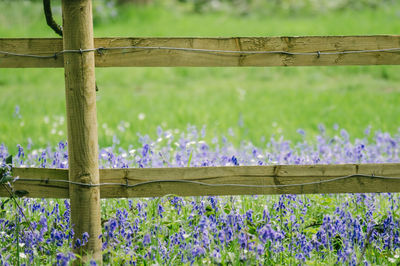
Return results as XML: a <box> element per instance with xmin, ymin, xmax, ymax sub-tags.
<box><xmin>61</xmin><ymin>0</ymin><xmax>102</xmax><ymax>262</ymax></box>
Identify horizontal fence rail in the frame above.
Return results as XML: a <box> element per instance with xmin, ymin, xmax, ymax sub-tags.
<box><xmin>1</xmin><ymin>163</ymin><xmax>400</xmax><ymax>198</ymax></box>
<box><xmin>1</xmin><ymin>35</ymin><xmax>400</xmax><ymax>68</ymax></box>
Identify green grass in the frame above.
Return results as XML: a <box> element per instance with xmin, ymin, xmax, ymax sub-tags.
<box><xmin>1</xmin><ymin>2</ymin><xmax>400</xmax><ymax>154</ymax></box>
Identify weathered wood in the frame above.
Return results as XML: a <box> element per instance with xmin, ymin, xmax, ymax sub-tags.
<box><xmin>1</xmin><ymin>163</ymin><xmax>399</xmax><ymax>198</ymax></box>
<box><xmin>1</xmin><ymin>35</ymin><xmax>400</xmax><ymax>68</ymax></box>
<box><xmin>62</xmin><ymin>0</ymin><xmax>102</xmax><ymax>262</ymax></box>
<box><xmin>0</xmin><ymin>168</ymin><xmax>69</xmax><ymax>198</ymax></box>
<box><xmin>99</xmin><ymin>163</ymin><xmax>400</xmax><ymax>197</ymax></box>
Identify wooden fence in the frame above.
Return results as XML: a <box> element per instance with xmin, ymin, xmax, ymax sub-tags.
<box><xmin>1</xmin><ymin>36</ymin><xmax>400</xmax><ymax>68</ymax></box>
<box><xmin>1</xmin><ymin>163</ymin><xmax>400</xmax><ymax>199</ymax></box>
<box><xmin>1</xmin><ymin>0</ymin><xmax>399</xmax><ymax>262</ymax></box>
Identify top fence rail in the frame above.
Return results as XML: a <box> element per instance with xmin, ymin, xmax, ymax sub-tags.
<box><xmin>1</xmin><ymin>35</ymin><xmax>400</xmax><ymax>68</ymax></box>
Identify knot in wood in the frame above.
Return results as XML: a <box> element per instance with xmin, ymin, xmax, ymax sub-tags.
<box><xmin>77</xmin><ymin>173</ymin><xmax>91</xmax><ymax>184</ymax></box>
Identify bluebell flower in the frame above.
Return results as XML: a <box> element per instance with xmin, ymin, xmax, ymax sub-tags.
<box><xmin>231</xmin><ymin>155</ymin><xmax>239</xmax><ymax>166</ymax></box>
<box><xmin>158</xmin><ymin>204</ymin><xmax>165</xmax><ymax>218</ymax></box>
<box><xmin>74</xmin><ymin>238</ymin><xmax>81</xmax><ymax>249</ymax></box>
<box><xmin>191</xmin><ymin>245</ymin><xmax>205</xmax><ymax>258</ymax></box>
<box><xmin>143</xmin><ymin>233</ymin><xmax>151</xmax><ymax>245</ymax></box>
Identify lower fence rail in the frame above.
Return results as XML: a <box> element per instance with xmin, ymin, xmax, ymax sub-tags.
<box><xmin>1</xmin><ymin>163</ymin><xmax>400</xmax><ymax>199</ymax></box>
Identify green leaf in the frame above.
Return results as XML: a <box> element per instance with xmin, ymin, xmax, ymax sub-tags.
<box><xmin>248</xmin><ymin>226</ymin><xmax>257</xmax><ymax>235</ymax></box>
<box><xmin>205</xmin><ymin>205</ymin><xmax>215</xmax><ymax>217</ymax></box>
<box><xmin>223</xmin><ymin>204</ymin><xmax>231</xmax><ymax>214</ymax></box>
<box><xmin>187</xmin><ymin>151</ymin><xmax>193</xmax><ymax>167</ymax></box>
<box><xmin>332</xmin><ymin>235</ymin><xmax>343</xmax><ymax>251</ymax></box>
<box><xmin>14</xmin><ymin>190</ymin><xmax>29</xmax><ymax>197</ymax></box>
<box><xmin>20</xmin><ymin>221</ymin><xmax>31</xmax><ymax>228</ymax></box>
<box><xmin>0</xmin><ymin>176</ymin><xmax>13</xmax><ymax>184</ymax></box>
<box><xmin>303</xmin><ymin>227</ymin><xmax>319</xmax><ymax>234</ymax></box>
<box><xmin>0</xmin><ymin>198</ymin><xmax>11</xmax><ymax>209</ymax></box>
<box><xmin>5</xmin><ymin>155</ymin><xmax>12</xmax><ymax>165</ymax></box>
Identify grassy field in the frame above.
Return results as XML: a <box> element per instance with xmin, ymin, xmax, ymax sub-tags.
<box><xmin>1</xmin><ymin>1</ymin><xmax>400</xmax><ymax>153</ymax></box>
<box><xmin>1</xmin><ymin>2</ymin><xmax>400</xmax><ymax>264</ymax></box>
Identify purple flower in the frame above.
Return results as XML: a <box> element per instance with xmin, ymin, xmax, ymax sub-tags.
<box><xmin>191</xmin><ymin>245</ymin><xmax>205</xmax><ymax>258</ymax></box>
<box><xmin>143</xmin><ymin>233</ymin><xmax>151</xmax><ymax>245</ymax></box>
<box><xmin>231</xmin><ymin>155</ymin><xmax>239</xmax><ymax>166</ymax></box>
<box><xmin>256</xmin><ymin>244</ymin><xmax>264</xmax><ymax>256</ymax></box>
<box><xmin>74</xmin><ymin>238</ymin><xmax>81</xmax><ymax>248</ymax></box>
<box><xmin>238</xmin><ymin>232</ymin><xmax>247</xmax><ymax>249</ymax></box>
<box><xmin>158</xmin><ymin>204</ymin><xmax>165</xmax><ymax>218</ymax></box>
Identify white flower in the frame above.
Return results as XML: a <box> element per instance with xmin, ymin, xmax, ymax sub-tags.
<box><xmin>165</xmin><ymin>132</ymin><xmax>172</xmax><ymax>139</ymax></box>
<box><xmin>187</xmin><ymin>141</ymin><xmax>196</xmax><ymax>147</ymax></box>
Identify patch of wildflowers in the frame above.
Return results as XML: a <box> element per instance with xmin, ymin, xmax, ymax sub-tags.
<box><xmin>1</xmin><ymin>125</ymin><xmax>400</xmax><ymax>263</ymax></box>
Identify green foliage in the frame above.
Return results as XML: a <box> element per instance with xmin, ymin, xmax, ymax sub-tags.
<box><xmin>0</xmin><ymin>156</ymin><xmax>12</xmax><ymax>184</ymax></box>
<box><xmin>163</xmin><ymin>0</ymin><xmax>398</xmax><ymax>14</ymax></box>
<box><xmin>92</xmin><ymin>0</ymin><xmax>119</xmax><ymax>25</ymax></box>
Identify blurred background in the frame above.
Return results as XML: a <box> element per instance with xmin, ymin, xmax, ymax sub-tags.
<box><xmin>1</xmin><ymin>0</ymin><xmax>400</xmax><ymax>154</ymax></box>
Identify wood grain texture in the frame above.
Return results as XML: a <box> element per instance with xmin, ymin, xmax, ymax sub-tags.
<box><xmin>99</xmin><ymin>163</ymin><xmax>400</xmax><ymax>197</ymax></box>
<box><xmin>1</xmin><ymin>163</ymin><xmax>399</xmax><ymax>198</ymax></box>
<box><xmin>62</xmin><ymin>0</ymin><xmax>102</xmax><ymax>262</ymax></box>
<box><xmin>0</xmin><ymin>168</ymin><xmax>69</xmax><ymax>198</ymax></box>
<box><xmin>1</xmin><ymin>35</ymin><xmax>400</xmax><ymax>68</ymax></box>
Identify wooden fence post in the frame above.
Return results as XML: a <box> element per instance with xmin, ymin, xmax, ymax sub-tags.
<box><xmin>62</xmin><ymin>0</ymin><xmax>102</xmax><ymax>262</ymax></box>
